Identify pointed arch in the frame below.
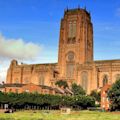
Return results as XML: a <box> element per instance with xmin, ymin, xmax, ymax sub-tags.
<box><xmin>103</xmin><ymin>74</ymin><xmax>108</xmax><ymax>86</ymax></box>
<box><xmin>81</xmin><ymin>71</ymin><xmax>88</xmax><ymax>91</ymax></box>
<box><xmin>39</xmin><ymin>76</ymin><xmax>44</xmax><ymax>85</ymax></box>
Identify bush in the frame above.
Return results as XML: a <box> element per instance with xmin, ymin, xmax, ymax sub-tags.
<box><xmin>74</xmin><ymin>95</ymin><xmax>95</xmax><ymax>109</ymax></box>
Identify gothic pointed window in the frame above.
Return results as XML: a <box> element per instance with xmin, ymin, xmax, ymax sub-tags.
<box><xmin>66</xmin><ymin>63</ymin><xmax>74</xmax><ymax>78</ymax></box>
<box><xmin>68</xmin><ymin>22</ymin><xmax>72</xmax><ymax>38</ymax></box>
<box><xmin>103</xmin><ymin>75</ymin><xmax>108</xmax><ymax>86</ymax></box>
<box><xmin>68</xmin><ymin>21</ymin><xmax>76</xmax><ymax>44</ymax></box>
<box><xmin>39</xmin><ymin>76</ymin><xmax>44</xmax><ymax>85</ymax></box>
<box><xmin>66</xmin><ymin>51</ymin><xmax>75</xmax><ymax>78</ymax></box>
<box><xmin>81</xmin><ymin>71</ymin><xmax>88</xmax><ymax>91</ymax></box>
<box><xmin>72</xmin><ymin>21</ymin><xmax>76</xmax><ymax>38</ymax></box>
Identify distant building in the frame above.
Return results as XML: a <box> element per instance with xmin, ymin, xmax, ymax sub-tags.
<box><xmin>4</xmin><ymin>8</ymin><xmax>120</xmax><ymax>94</ymax></box>
<box><xmin>0</xmin><ymin>83</ymin><xmax>73</xmax><ymax>95</ymax></box>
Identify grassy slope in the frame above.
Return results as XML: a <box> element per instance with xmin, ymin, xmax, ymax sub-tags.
<box><xmin>0</xmin><ymin>110</ymin><xmax>120</xmax><ymax>120</ymax></box>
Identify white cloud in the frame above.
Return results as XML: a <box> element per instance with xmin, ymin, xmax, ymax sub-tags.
<box><xmin>0</xmin><ymin>33</ymin><xmax>42</xmax><ymax>60</ymax></box>
<box><xmin>0</xmin><ymin>63</ymin><xmax>8</xmax><ymax>83</ymax></box>
<box><xmin>0</xmin><ymin>33</ymin><xmax>42</xmax><ymax>83</ymax></box>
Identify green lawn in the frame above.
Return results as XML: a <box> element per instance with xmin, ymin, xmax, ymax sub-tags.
<box><xmin>0</xmin><ymin>110</ymin><xmax>120</xmax><ymax>120</ymax></box>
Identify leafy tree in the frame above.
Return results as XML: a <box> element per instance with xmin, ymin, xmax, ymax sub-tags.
<box><xmin>71</xmin><ymin>83</ymin><xmax>86</xmax><ymax>95</ymax></box>
<box><xmin>74</xmin><ymin>95</ymin><xmax>95</xmax><ymax>109</ymax></box>
<box><xmin>90</xmin><ymin>90</ymin><xmax>101</xmax><ymax>102</ymax></box>
<box><xmin>108</xmin><ymin>79</ymin><xmax>120</xmax><ymax>111</ymax></box>
<box><xmin>55</xmin><ymin>80</ymin><xmax>68</xmax><ymax>88</ymax></box>
<box><xmin>0</xmin><ymin>91</ymin><xmax>95</xmax><ymax>110</ymax></box>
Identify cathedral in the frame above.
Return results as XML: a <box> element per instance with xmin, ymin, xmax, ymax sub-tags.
<box><xmin>4</xmin><ymin>8</ymin><xmax>120</xmax><ymax>94</ymax></box>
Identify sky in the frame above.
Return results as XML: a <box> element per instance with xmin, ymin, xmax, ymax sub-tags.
<box><xmin>0</xmin><ymin>0</ymin><xmax>120</xmax><ymax>83</ymax></box>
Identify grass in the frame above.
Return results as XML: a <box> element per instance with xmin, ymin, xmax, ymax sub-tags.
<box><xmin>0</xmin><ymin>110</ymin><xmax>120</xmax><ymax>120</ymax></box>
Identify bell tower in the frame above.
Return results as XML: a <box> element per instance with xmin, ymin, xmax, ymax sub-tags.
<box><xmin>58</xmin><ymin>8</ymin><xmax>93</xmax><ymax>78</ymax></box>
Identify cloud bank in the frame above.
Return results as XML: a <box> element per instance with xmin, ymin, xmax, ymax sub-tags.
<box><xmin>0</xmin><ymin>33</ymin><xmax>42</xmax><ymax>83</ymax></box>
<box><xmin>0</xmin><ymin>34</ymin><xmax>42</xmax><ymax>60</ymax></box>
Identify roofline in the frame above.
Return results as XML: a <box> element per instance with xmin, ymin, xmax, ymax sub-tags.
<box><xmin>94</xmin><ymin>59</ymin><xmax>120</xmax><ymax>63</ymax></box>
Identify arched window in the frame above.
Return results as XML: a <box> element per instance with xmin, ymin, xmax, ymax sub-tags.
<box><xmin>68</xmin><ymin>21</ymin><xmax>76</xmax><ymax>44</ymax></box>
<box><xmin>15</xmin><ymin>78</ymin><xmax>19</xmax><ymax>84</ymax></box>
<box><xmin>66</xmin><ymin>51</ymin><xmax>75</xmax><ymax>78</ymax></box>
<box><xmin>39</xmin><ymin>76</ymin><xmax>44</xmax><ymax>85</ymax></box>
<box><xmin>66</xmin><ymin>64</ymin><xmax>74</xmax><ymax>78</ymax></box>
<box><xmin>81</xmin><ymin>71</ymin><xmax>88</xmax><ymax>91</ymax></box>
<box><xmin>115</xmin><ymin>74</ymin><xmax>120</xmax><ymax>81</ymax></box>
<box><xmin>68</xmin><ymin>21</ymin><xmax>76</xmax><ymax>38</ymax></box>
<box><xmin>103</xmin><ymin>75</ymin><xmax>108</xmax><ymax>86</ymax></box>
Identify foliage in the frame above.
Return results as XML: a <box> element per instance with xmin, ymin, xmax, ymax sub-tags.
<box><xmin>71</xmin><ymin>83</ymin><xmax>86</xmax><ymax>95</ymax></box>
<box><xmin>55</xmin><ymin>80</ymin><xmax>68</xmax><ymax>88</ymax></box>
<box><xmin>0</xmin><ymin>91</ymin><xmax>95</xmax><ymax>110</ymax></box>
<box><xmin>90</xmin><ymin>90</ymin><xmax>101</xmax><ymax>102</ymax></box>
<box><xmin>74</xmin><ymin>95</ymin><xmax>95</xmax><ymax>109</ymax></box>
<box><xmin>108</xmin><ymin>79</ymin><xmax>120</xmax><ymax>111</ymax></box>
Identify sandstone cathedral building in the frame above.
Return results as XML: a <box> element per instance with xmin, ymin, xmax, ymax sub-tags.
<box><xmin>2</xmin><ymin>8</ymin><xmax>120</xmax><ymax>94</ymax></box>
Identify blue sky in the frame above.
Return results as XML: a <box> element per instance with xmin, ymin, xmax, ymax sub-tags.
<box><xmin>0</xmin><ymin>0</ymin><xmax>120</xmax><ymax>62</ymax></box>
<box><xmin>0</xmin><ymin>0</ymin><xmax>120</xmax><ymax>82</ymax></box>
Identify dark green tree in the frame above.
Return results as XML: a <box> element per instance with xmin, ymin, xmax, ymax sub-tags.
<box><xmin>74</xmin><ymin>95</ymin><xmax>95</xmax><ymax>109</ymax></box>
<box><xmin>108</xmin><ymin>79</ymin><xmax>120</xmax><ymax>111</ymax></box>
<box><xmin>90</xmin><ymin>90</ymin><xmax>101</xmax><ymax>102</ymax></box>
<box><xmin>0</xmin><ymin>91</ymin><xmax>95</xmax><ymax>110</ymax></box>
<box><xmin>71</xmin><ymin>83</ymin><xmax>86</xmax><ymax>95</ymax></box>
<box><xmin>55</xmin><ymin>80</ymin><xmax>68</xmax><ymax>88</ymax></box>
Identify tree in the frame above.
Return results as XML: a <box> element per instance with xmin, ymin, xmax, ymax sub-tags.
<box><xmin>90</xmin><ymin>90</ymin><xmax>101</xmax><ymax>102</ymax></box>
<box><xmin>55</xmin><ymin>80</ymin><xmax>68</xmax><ymax>88</ymax></box>
<box><xmin>74</xmin><ymin>95</ymin><xmax>95</xmax><ymax>109</ymax></box>
<box><xmin>0</xmin><ymin>91</ymin><xmax>95</xmax><ymax>110</ymax></box>
<box><xmin>71</xmin><ymin>83</ymin><xmax>86</xmax><ymax>95</ymax></box>
<box><xmin>108</xmin><ymin>79</ymin><xmax>120</xmax><ymax>111</ymax></box>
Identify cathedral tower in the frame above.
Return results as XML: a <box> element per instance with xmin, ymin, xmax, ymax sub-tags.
<box><xmin>58</xmin><ymin>8</ymin><xmax>93</xmax><ymax>78</ymax></box>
